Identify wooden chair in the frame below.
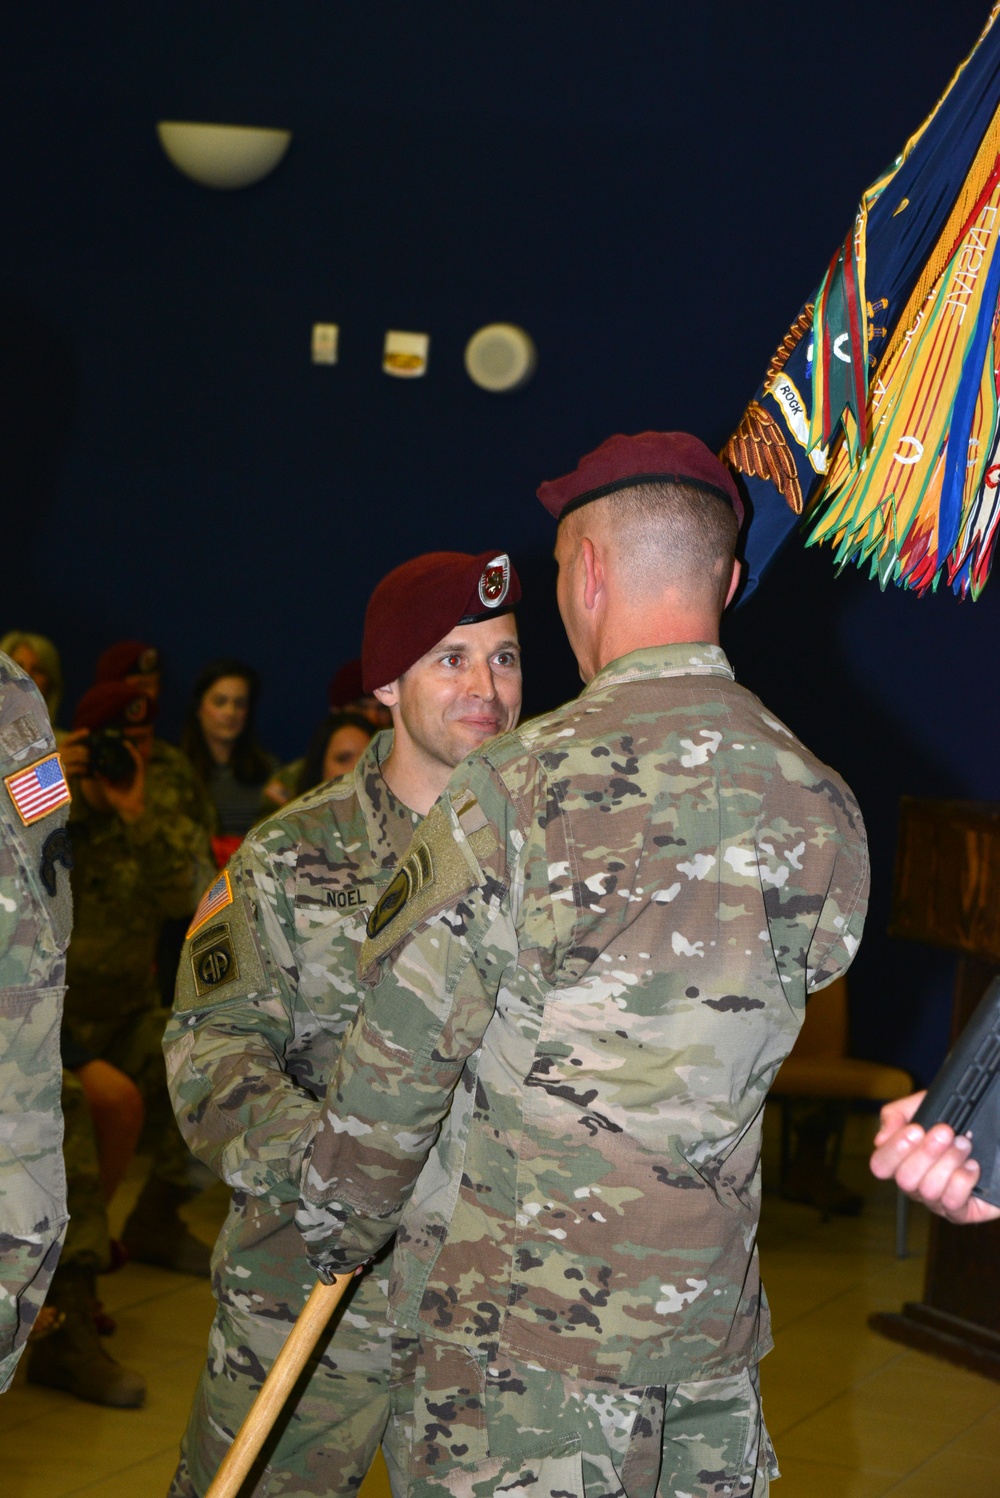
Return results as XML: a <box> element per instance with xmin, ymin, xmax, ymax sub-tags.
<box><xmin>770</xmin><ymin>976</ymin><xmax>913</xmax><ymax>1252</ymax></box>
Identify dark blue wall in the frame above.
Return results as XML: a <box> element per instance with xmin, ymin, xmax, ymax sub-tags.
<box><xmin>2</xmin><ymin>2</ymin><xmax>996</xmax><ymax>1080</ymax></box>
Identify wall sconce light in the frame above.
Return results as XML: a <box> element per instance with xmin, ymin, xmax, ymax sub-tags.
<box><xmin>156</xmin><ymin>122</ymin><xmax>292</xmax><ymax>189</ymax></box>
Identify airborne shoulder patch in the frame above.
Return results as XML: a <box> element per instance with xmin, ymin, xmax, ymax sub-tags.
<box><xmin>190</xmin><ymin>921</ymin><xmax>239</xmax><ymax>997</ymax></box>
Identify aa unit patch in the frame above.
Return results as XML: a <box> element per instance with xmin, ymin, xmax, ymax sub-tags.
<box><xmin>190</xmin><ymin>922</ymin><xmax>239</xmax><ymax>996</ymax></box>
<box><xmin>366</xmin><ymin>841</ymin><xmax>434</xmax><ymax>939</ymax></box>
<box><xmin>4</xmin><ymin>753</ymin><xmax>71</xmax><ymax>826</ymax></box>
<box><xmin>187</xmin><ymin>870</ymin><xmax>234</xmax><ymax>938</ymax></box>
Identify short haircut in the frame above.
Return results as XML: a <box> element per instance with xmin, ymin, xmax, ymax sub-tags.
<box><xmin>592</xmin><ymin>480</ymin><xmax>738</xmax><ymax>606</ymax></box>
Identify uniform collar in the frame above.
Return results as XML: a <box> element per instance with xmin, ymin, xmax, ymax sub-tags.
<box><xmin>354</xmin><ymin>730</ymin><xmax>421</xmax><ymax>868</ymax></box>
<box><xmin>583</xmin><ymin>642</ymin><xmax>735</xmax><ymax>695</ymax></box>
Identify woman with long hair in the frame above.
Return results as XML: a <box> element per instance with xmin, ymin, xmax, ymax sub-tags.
<box><xmin>294</xmin><ymin>710</ymin><xmax>375</xmax><ymax>798</ymax></box>
<box><xmin>182</xmin><ymin>659</ymin><xmax>277</xmax><ymax>851</ymax></box>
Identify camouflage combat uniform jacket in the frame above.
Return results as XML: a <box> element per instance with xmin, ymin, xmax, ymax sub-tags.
<box><xmin>0</xmin><ymin>652</ymin><xmax>72</xmax><ymax>1390</ymax></box>
<box><xmin>65</xmin><ymin>775</ymin><xmax>209</xmax><ymax>1034</ymax></box>
<box><xmin>299</xmin><ymin>643</ymin><xmax>870</xmax><ymax>1388</ymax></box>
<box><xmin>148</xmin><ymin>737</ymin><xmax>216</xmax><ymax>848</ymax></box>
<box><xmin>165</xmin><ymin>733</ymin><xmax>417</xmax><ymax>1198</ymax></box>
<box><xmin>162</xmin><ymin>735</ymin><xmax>420</xmax><ymax>1497</ymax></box>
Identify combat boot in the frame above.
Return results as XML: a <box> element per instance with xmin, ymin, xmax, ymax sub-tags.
<box><xmin>26</xmin><ymin>1265</ymin><xmax>146</xmax><ymax>1407</ymax></box>
<box><xmin>121</xmin><ymin>1175</ymin><xmax>212</xmax><ymax>1276</ymax></box>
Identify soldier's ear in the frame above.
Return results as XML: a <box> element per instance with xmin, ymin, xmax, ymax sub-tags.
<box><xmin>373</xmin><ymin>681</ymin><xmax>400</xmax><ymax>708</ymax></box>
<box><xmin>724</xmin><ymin>558</ymin><xmax>742</xmax><ymax>609</ymax></box>
<box><xmin>581</xmin><ymin>536</ymin><xmax>604</xmax><ymax>612</ymax></box>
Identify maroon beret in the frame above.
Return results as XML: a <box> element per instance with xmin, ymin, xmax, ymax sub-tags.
<box><xmin>362</xmin><ymin>550</ymin><xmax>521</xmax><ymax>692</ymax></box>
<box><xmin>95</xmin><ymin>640</ymin><xmax>160</xmax><ymax>682</ymax></box>
<box><xmin>537</xmin><ymin>430</ymin><xmax>744</xmax><ymax>528</ymax></box>
<box><xmin>327</xmin><ymin>659</ymin><xmax>365</xmax><ymax>710</ymax></box>
<box><xmin>73</xmin><ymin>682</ymin><xmax>157</xmax><ymax>731</ymax></box>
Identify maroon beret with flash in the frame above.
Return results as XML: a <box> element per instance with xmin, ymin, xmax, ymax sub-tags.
<box><xmin>95</xmin><ymin>640</ymin><xmax>160</xmax><ymax>682</ymax></box>
<box><xmin>362</xmin><ymin>550</ymin><xmax>521</xmax><ymax>692</ymax></box>
<box><xmin>537</xmin><ymin>430</ymin><xmax>744</xmax><ymax>527</ymax></box>
<box><xmin>327</xmin><ymin>659</ymin><xmax>365</xmax><ymax>710</ymax></box>
<box><xmin>73</xmin><ymin>682</ymin><xmax>157</xmax><ymax>731</ymax></box>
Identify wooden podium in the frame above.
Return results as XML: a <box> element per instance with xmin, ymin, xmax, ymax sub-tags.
<box><xmin>869</xmin><ymin>797</ymin><xmax>1000</xmax><ymax>1379</ymax></box>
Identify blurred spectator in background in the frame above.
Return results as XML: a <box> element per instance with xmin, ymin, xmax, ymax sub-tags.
<box><xmin>94</xmin><ymin>638</ymin><xmax>162</xmax><ymax>704</ymax></box>
<box><xmin>30</xmin><ymin>1050</ymin><xmax>148</xmax><ymax>1407</ymax></box>
<box><xmin>88</xmin><ymin>639</ymin><xmax>214</xmax><ymax>1000</ymax></box>
<box><xmin>182</xmin><ymin>659</ymin><xmax>277</xmax><ymax>863</ymax></box>
<box><xmin>327</xmin><ymin>656</ymin><xmax>391</xmax><ymax>729</ymax></box>
<box><xmin>62</xmin><ymin>685</ymin><xmax>212</xmax><ymax>1267</ymax></box>
<box><xmin>0</xmin><ymin>630</ymin><xmax>63</xmax><ymax>726</ymax></box>
<box><xmin>260</xmin><ymin>659</ymin><xmax>388</xmax><ymax>814</ymax></box>
<box><xmin>293</xmin><ymin>709</ymin><xmax>374</xmax><ymax>798</ymax></box>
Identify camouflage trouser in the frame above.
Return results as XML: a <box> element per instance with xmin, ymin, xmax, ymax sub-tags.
<box><xmin>169</xmin><ymin>1210</ymin><xmax>392</xmax><ymax>1498</ymax></box>
<box><xmin>384</xmin><ymin>1337</ymin><xmax>778</xmax><ymax>1498</ymax></box>
<box><xmin>67</xmin><ymin>1002</ymin><xmax>194</xmax><ymax>1190</ymax></box>
<box><xmin>59</xmin><ymin>1068</ymin><xmax>110</xmax><ymax>1271</ymax></box>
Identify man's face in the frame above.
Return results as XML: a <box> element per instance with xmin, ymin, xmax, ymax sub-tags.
<box><xmin>378</xmin><ymin>614</ymin><xmax>521</xmax><ymax>775</ymax></box>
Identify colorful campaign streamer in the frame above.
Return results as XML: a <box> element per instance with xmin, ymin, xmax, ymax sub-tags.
<box><xmin>730</xmin><ymin>3</ymin><xmax>1000</xmax><ymax>599</ymax></box>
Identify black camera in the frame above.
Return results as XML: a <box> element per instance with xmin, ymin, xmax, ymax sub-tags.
<box><xmin>87</xmin><ymin>727</ymin><xmax>137</xmax><ymax>786</ymax></box>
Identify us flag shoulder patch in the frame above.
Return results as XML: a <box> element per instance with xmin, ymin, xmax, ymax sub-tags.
<box><xmin>4</xmin><ymin>753</ymin><xmax>71</xmax><ymax>826</ymax></box>
<box><xmin>187</xmin><ymin>870</ymin><xmax>234</xmax><ymax>938</ymax></box>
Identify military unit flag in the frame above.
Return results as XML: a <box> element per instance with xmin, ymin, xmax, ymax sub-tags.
<box><xmin>729</xmin><ymin>3</ymin><xmax>1000</xmax><ymax>599</ymax></box>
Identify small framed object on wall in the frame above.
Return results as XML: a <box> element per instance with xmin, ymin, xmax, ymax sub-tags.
<box><xmin>383</xmin><ymin>331</ymin><xmax>430</xmax><ymax>378</ymax></box>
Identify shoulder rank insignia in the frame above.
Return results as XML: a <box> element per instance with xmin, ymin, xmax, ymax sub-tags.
<box><xmin>4</xmin><ymin>752</ymin><xmax>71</xmax><ymax>826</ymax></box>
<box><xmin>367</xmin><ymin>842</ymin><xmax>433</xmax><ymax>939</ymax></box>
<box><xmin>190</xmin><ymin>921</ymin><xmax>239</xmax><ymax>996</ymax></box>
<box><xmin>187</xmin><ymin>870</ymin><xmax>234</xmax><ymax>938</ymax></box>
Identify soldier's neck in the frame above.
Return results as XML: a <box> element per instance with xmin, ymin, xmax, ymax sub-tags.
<box><xmin>582</xmin><ymin>614</ymin><xmax>722</xmax><ymax>681</ymax></box>
<box><xmin>378</xmin><ymin>743</ymin><xmax>452</xmax><ymax>818</ymax></box>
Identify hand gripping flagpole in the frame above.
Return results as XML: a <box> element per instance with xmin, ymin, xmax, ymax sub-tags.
<box><xmin>204</xmin><ymin>1275</ymin><xmax>353</xmax><ymax>1498</ymax></box>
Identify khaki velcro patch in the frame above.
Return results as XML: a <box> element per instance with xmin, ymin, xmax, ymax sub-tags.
<box><xmin>360</xmin><ymin>799</ymin><xmax>480</xmax><ymax>976</ymax></box>
<box><xmin>190</xmin><ymin>922</ymin><xmax>239</xmax><ymax>996</ymax></box>
<box><xmin>175</xmin><ymin>875</ymin><xmax>268</xmax><ymax>1012</ymax></box>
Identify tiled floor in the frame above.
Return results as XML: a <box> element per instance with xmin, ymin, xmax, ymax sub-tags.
<box><xmin>3</xmin><ymin>1111</ymin><xmax>998</xmax><ymax>1496</ymax></box>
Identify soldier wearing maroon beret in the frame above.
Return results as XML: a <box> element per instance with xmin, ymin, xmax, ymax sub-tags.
<box><xmin>293</xmin><ymin>432</ymin><xmax>869</xmax><ymax>1498</ymax></box>
<box><xmin>162</xmin><ymin>550</ymin><xmax>524</xmax><ymax>1498</ymax></box>
<box><xmin>94</xmin><ymin>640</ymin><xmax>161</xmax><ymax>700</ymax></box>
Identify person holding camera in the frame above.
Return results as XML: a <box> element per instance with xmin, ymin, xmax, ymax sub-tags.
<box><xmin>29</xmin><ymin>683</ymin><xmax>217</xmax><ymax>1404</ymax></box>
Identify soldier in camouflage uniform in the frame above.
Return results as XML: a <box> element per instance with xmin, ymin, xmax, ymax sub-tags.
<box><xmin>0</xmin><ymin>650</ymin><xmax>71</xmax><ymax>1392</ymax></box>
<box><xmin>60</xmin><ymin>683</ymin><xmax>215</xmax><ymax>1263</ymax></box>
<box><xmin>164</xmin><ymin>551</ymin><xmax>523</xmax><ymax>1497</ymax></box>
<box><xmin>295</xmin><ymin>433</ymin><xmax>870</xmax><ymax>1498</ymax></box>
<box><xmin>89</xmin><ymin>639</ymin><xmax>216</xmax><ymax>1000</ymax></box>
